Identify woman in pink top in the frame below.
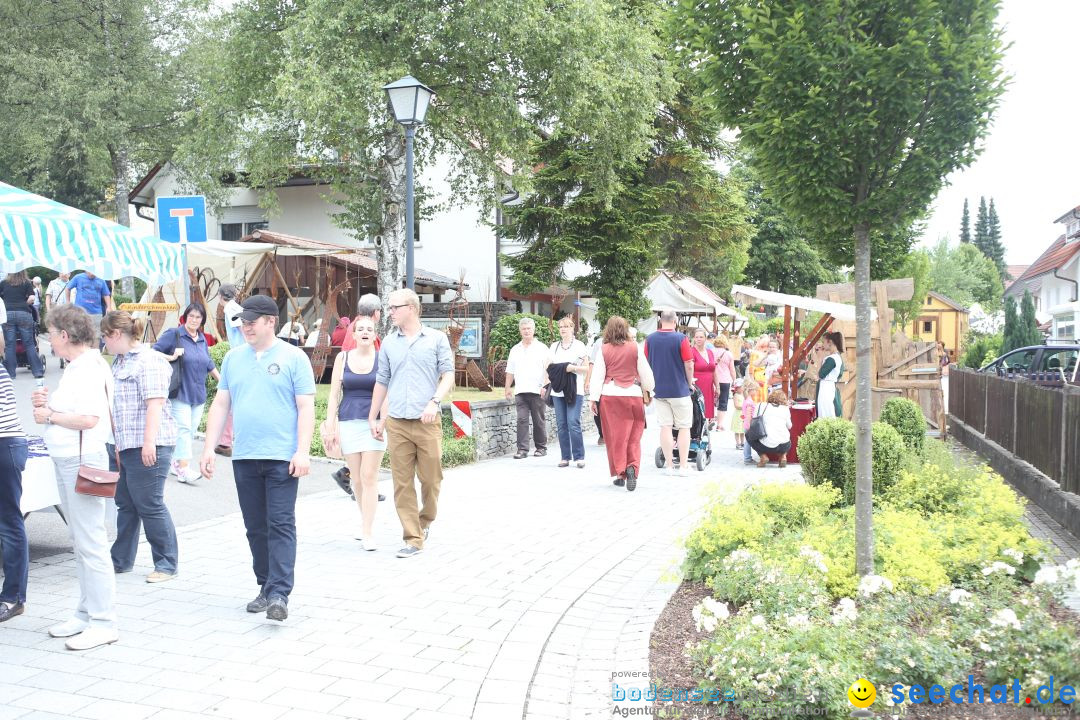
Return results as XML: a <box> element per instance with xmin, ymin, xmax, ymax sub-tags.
<box><xmin>712</xmin><ymin>335</ymin><xmax>737</xmax><ymax>430</ymax></box>
<box><xmin>690</xmin><ymin>329</ymin><xmax>717</xmax><ymax>422</ymax></box>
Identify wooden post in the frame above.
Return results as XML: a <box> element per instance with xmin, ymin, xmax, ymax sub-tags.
<box><xmin>782</xmin><ymin>304</ymin><xmax>792</xmax><ymax>398</ymax></box>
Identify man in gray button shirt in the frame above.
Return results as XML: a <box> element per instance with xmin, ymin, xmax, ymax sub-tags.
<box><xmin>369</xmin><ymin>288</ymin><xmax>455</xmax><ymax>558</ymax></box>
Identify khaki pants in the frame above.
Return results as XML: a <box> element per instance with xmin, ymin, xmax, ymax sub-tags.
<box><xmin>386</xmin><ymin>417</ymin><xmax>443</xmax><ymax>549</ymax></box>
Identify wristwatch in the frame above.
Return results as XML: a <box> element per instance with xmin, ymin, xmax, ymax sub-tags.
<box><xmin>45</xmin><ymin>412</ymin><xmax>53</xmax><ymax>425</ymax></box>
<box><xmin>431</xmin><ymin>396</ymin><xmax>441</xmax><ymax>404</ymax></box>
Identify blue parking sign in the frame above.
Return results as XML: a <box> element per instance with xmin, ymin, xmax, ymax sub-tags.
<box><xmin>156</xmin><ymin>196</ymin><xmax>207</xmax><ymax>244</ymax></box>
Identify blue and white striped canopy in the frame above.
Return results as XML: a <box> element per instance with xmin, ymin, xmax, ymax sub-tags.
<box><xmin>0</xmin><ymin>181</ymin><xmax>183</xmax><ymax>284</ymax></box>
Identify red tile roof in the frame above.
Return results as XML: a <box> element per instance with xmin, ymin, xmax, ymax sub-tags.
<box><xmin>1013</xmin><ymin>234</ymin><xmax>1080</xmax><ymax>285</ymax></box>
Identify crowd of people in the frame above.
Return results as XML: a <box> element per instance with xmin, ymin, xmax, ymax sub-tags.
<box><xmin>0</xmin><ymin>277</ymin><xmax>849</xmax><ymax>649</ymax></box>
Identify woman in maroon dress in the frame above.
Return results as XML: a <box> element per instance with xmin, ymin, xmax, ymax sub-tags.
<box><xmin>690</xmin><ymin>329</ymin><xmax>718</xmax><ymax>423</ymax></box>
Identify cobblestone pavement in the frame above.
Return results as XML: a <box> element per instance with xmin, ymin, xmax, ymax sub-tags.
<box><xmin>1</xmin><ymin>419</ymin><xmax>801</xmax><ymax>720</ymax></box>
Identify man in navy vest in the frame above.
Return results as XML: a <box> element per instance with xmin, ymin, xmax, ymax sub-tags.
<box><xmin>644</xmin><ymin>310</ymin><xmax>695</xmax><ymax>475</ymax></box>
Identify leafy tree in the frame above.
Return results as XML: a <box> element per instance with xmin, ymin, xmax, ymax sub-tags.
<box><xmin>926</xmin><ymin>239</ymin><xmax>1003</xmax><ymax>312</ymax></box>
<box><xmin>177</xmin><ymin>0</ymin><xmax>671</xmax><ymax>312</ymax></box>
<box><xmin>1001</xmin><ymin>294</ymin><xmax>1019</xmax><ymax>354</ymax></box>
<box><xmin>960</xmin><ymin>199</ymin><xmax>972</xmax><ymax>244</ymax></box>
<box><xmin>1018</xmin><ymin>291</ymin><xmax>1043</xmax><ymax>348</ymax></box>
<box><xmin>0</xmin><ymin>0</ymin><xmax>196</xmax><ymax>225</ymax></box>
<box><xmin>741</xmin><ymin>169</ymin><xmax>839</xmax><ymax>296</ymax></box>
<box><xmin>678</xmin><ymin>0</ymin><xmax>1006</xmax><ymax>576</ymax></box>
<box><xmin>983</xmin><ymin>198</ymin><xmax>1007</xmax><ymax>281</ymax></box>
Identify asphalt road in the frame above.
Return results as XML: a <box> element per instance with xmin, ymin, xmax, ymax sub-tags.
<box><xmin>10</xmin><ymin>334</ymin><xmax>356</xmax><ymax>561</ymax></box>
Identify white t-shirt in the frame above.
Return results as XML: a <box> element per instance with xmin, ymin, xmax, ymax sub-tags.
<box><xmin>758</xmin><ymin>402</ymin><xmax>792</xmax><ymax>448</ymax></box>
<box><xmin>278</xmin><ymin>321</ymin><xmax>307</xmax><ymax>341</ymax></box>
<box><xmin>45</xmin><ymin>349</ymin><xmax>114</xmax><ymax>458</ymax></box>
<box><xmin>546</xmin><ymin>339</ymin><xmax>588</xmax><ymax>397</ymax></box>
<box><xmin>506</xmin><ymin>340</ymin><xmax>550</xmax><ymax>395</ymax></box>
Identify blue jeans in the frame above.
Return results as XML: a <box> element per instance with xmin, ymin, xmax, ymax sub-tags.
<box><xmin>0</xmin><ymin>437</ymin><xmax>29</xmax><ymax>604</ymax></box>
<box><xmin>743</xmin><ymin>437</ymin><xmax>754</xmax><ymax>461</ymax></box>
<box><xmin>232</xmin><ymin>460</ymin><xmax>298</xmax><ymax>601</ymax></box>
<box><xmin>110</xmin><ymin>446</ymin><xmax>178</xmax><ymax>574</ymax></box>
<box><xmin>170</xmin><ymin>399</ymin><xmax>204</xmax><ymax>462</ymax></box>
<box><xmin>552</xmin><ymin>395</ymin><xmax>585</xmax><ymax>461</ymax></box>
<box><xmin>2</xmin><ymin>310</ymin><xmax>44</xmax><ymax>378</ymax></box>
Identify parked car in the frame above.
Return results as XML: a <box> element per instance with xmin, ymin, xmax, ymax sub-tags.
<box><xmin>978</xmin><ymin>344</ymin><xmax>1080</xmax><ymax>385</ymax></box>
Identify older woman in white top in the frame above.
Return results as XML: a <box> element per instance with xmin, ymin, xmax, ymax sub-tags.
<box><xmin>545</xmin><ymin>316</ymin><xmax>588</xmax><ymax>468</ymax></box>
<box><xmin>31</xmin><ymin>304</ymin><xmax>118</xmax><ymax>650</ymax></box>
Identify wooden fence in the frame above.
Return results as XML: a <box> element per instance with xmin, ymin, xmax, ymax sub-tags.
<box><xmin>950</xmin><ymin>367</ymin><xmax>1080</xmax><ymax>495</ymax></box>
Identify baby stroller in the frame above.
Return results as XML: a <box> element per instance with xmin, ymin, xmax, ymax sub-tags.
<box><xmin>655</xmin><ymin>385</ymin><xmax>712</xmax><ymax>471</ymax></box>
<box><xmin>15</xmin><ymin>337</ymin><xmax>46</xmax><ymax>375</ymax></box>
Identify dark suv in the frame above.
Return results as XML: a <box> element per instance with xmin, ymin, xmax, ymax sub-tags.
<box><xmin>979</xmin><ymin>345</ymin><xmax>1080</xmax><ymax>385</ymax></box>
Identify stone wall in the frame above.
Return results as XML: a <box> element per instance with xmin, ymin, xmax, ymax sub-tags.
<box><xmin>464</xmin><ymin>397</ymin><xmax>597</xmax><ymax>460</ymax></box>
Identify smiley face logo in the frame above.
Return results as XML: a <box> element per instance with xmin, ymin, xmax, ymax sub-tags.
<box><xmin>847</xmin><ymin>679</ymin><xmax>876</xmax><ymax>709</ymax></box>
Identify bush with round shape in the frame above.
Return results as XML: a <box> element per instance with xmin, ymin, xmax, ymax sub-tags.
<box><xmin>880</xmin><ymin>397</ymin><xmax>927</xmax><ymax>454</ymax></box>
<box><xmin>797</xmin><ymin>418</ymin><xmax>853</xmax><ymax>493</ymax></box>
<box><xmin>487</xmin><ymin>313</ymin><xmax>558</xmax><ymax>363</ymax></box>
<box><xmin>840</xmin><ymin>422</ymin><xmax>906</xmax><ymax>504</ymax></box>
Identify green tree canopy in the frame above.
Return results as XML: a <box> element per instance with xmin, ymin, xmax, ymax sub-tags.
<box><xmin>983</xmin><ymin>198</ymin><xmax>1007</xmax><ymax>281</ymax></box>
<box><xmin>960</xmin><ymin>199</ymin><xmax>972</xmax><ymax>245</ymax></box>
<box><xmin>676</xmin><ymin>0</ymin><xmax>1007</xmax><ymax>576</ymax></box>
<box><xmin>176</xmin><ymin>0</ymin><xmax>673</xmax><ymax>305</ymax></box>
<box><xmin>926</xmin><ymin>238</ymin><xmax>1003</xmax><ymax>313</ymax></box>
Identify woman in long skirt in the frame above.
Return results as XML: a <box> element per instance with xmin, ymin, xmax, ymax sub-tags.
<box><xmin>816</xmin><ymin>331</ymin><xmax>845</xmax><ymax>418</ymax></box>
<box><xmin>587</xmin><ymin>317</ymin><xmax>655</xmax><ymax>492</ymax></box>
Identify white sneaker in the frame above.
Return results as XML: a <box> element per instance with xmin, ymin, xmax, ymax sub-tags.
<box><xmin>358</xmin><ymin>537</ymin><xmax>377</xmax><ymax>552</ymax></box>
<box><xmin>49</xmin><ymin>617</ymin><xmax>88</xmax><ymax>638</ymax></box>
<box><xmin>65</xmin><ymin>627</ymin><xmax>119</xmax><ymax>651</ymax></box>
<box><xmin>676</xmin><ymin>464</ymin><xmax>690</xmax><ymax>477</ymax></box>
<box><xmin>169</xmin><ymin>460</ymin><xmax>180</xmax><ymax>477</ymax></box>
<box><xmin>178</xmin><ymin>467</ymin><xmax>200</xmax><ymax>485</ymax></box>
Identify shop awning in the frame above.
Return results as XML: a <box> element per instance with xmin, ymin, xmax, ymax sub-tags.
<box><xmin>0</xmin><ymin>181</ymin><xmax>183</xmax><ymax>284</ymax></box>
<box><xmin>730</xmin><ymin>284</ymin><xmax>875</xmax><ymax>322</ymax></box>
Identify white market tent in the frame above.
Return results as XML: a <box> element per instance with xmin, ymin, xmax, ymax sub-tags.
<box><xmin>730</xmin><ymin>284</ymin><xmax>876</xmax><ymax>323</ymax></box>
<box><xmin>639</xmin><ymin>270</ymin><xmax>746</xmax><ymax>335</ymax></box>
<box><xmin>0</xmin><ymin>181</ymin><xmax>182</xmax><ymax>283</ymax></box>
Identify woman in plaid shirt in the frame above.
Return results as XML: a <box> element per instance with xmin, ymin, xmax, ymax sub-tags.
<box><xmin>101</xmin><ymin>311</ymin><xmax>179</xmax><ymax>584</ymax></box>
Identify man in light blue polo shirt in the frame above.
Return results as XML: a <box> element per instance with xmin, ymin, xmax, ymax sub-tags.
<box><xmin>200</xmin><ymin>294</ymin><xmax>315</xmax><ymax>621</ymax></box>
<box><xmin>369</xmin><ymin>288</ymin><xmax>455</xmax><ymax>559</ymax></box>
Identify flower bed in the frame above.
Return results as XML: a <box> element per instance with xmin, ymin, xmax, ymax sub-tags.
<box><xmin>660</xmin><ymin>438</ymin><xmax>1080</xmax><ymax>720</ymax></box>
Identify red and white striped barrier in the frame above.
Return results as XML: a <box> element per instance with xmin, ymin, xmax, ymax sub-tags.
<box><xmin>451</xmin><ymin>401</ymin><xmax>472</xmax><ymax>438</ymax></box>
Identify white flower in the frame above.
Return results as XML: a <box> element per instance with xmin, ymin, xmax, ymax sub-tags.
<box><xmin>981</xmin><ymin>562</ymin><xmax>1016</xmax><ymax>576</ymax></box>
<box><xmin>989</xmin><ymin>608</ymin><xmax>1022</xmax><ymax>630</ymax></box>
<box><xmin>857</xmin><ymin>574</ymin><xmax>894</xmax><ymax>596</ymax></box>
<box><xmin>786</xmin><ymin>613</ymin><xmax>811</xmax><ymax>629</ymax></box>
<box><xmin>751</xmin><ymin>614</ymin><xmax>767</xmax><ymax>627</ymax></box>
<box><xmin>799</xmin><ymin>545</ymin><xmax>829</xmax><ymax>573</ymax></box>
<box><xmin>692</xmin><ymin>597</ymin><xmax>729</xmax><ymax>632</ymax></box>
<box><xmin>1002</xmin><ymin>548</ymin><xmax>1024</xmax><ymax>563</ymax></box>
<box><xmin>948</xmin><ymin>588</ymin><xmax>974</xmax><ymax>607</ymax></box>
<box><xmin>831</xmin><ymin>597</ymin><xmax>858</xmax><ymax>624</ymax></box>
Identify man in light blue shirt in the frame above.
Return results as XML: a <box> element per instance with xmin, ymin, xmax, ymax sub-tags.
<box><xmin>200</xmin><ymin>294</ymin><xmax>315</xmax><ymax>621</ymax></box>
<box><xmin>369</xmin><ymin>288</ymin><xmax>454</xmax><ymax>559</ymax></box>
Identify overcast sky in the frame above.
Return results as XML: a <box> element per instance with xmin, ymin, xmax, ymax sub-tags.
<box><xmin>919</xmin><ymin>0</ymin><xmax>1080</xmax><ymax>263</ymax></box>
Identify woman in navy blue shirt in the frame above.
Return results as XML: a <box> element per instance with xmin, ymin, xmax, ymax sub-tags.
<box><xmin>323</xmin><ymin>315</ymin><xmax>386</xmax><ymax>550</ymax></box>
<box><xmin>153</xmin><ymin>303</ymin><xmax>220</xmax><ymax>484</ymax></box>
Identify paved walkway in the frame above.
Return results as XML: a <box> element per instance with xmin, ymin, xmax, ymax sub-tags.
<box><xmin>1</xmin><ymin>421</ymin><xmax>799</xmax><ymax>720</ymax></box>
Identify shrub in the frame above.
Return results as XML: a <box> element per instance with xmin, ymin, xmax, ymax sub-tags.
<box><xmin>880</xmin><ymin>397</ymin><xmax>927</xmax><ymax>454</ymax></box>
<box><xmin>960</xmin><ymin>331</ymin><xmax>1002</xmax><ymax>369</ymax></box>
<box><xmin>684</xmin><ymin>482</ymin><xmax>840</xmax><ymax>581</ymax></box>
<box><xmin>797</xmin><ymin>418</ymin><xmax>853</xmax><ymax>490</ymax></box>
<box><xmin>487</xmin><ymin>313</ymin><xmax>558</xmax><ymax>363</ymax></box>
<box><xmin>840</xmin><ymin>422</ymin><xmax>906</xmax><ymax>503</ymax></box>
<box><xmin>204</xmin><ymin>341</ymin><xmax>231</xmax><ymax>407</ymax></box>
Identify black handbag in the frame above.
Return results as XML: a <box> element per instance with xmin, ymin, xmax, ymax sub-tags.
<box><xmin>167</xmin><ymin>328</ymin><xmax>183</xmax><ymax>399</ymax></box>
<box><xmin>745</xmin><ymin>403</ymin><xmax>768</xmax><ymax>444</ymax></box>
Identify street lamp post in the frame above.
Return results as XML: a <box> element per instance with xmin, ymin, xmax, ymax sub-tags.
<box><xmin>382</xmin><ymin>75</ymin><xmax>434</xmax><ymax>291</ymax></box>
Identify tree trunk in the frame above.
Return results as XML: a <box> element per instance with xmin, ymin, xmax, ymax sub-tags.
<box><xmin>109</xmin><ymin>144</ymin><xmax>135</xmax><ymax>298</ymax></box>
<box><xmin>375</xmin><ymin>127</ymin><xmax>407</xmax><ymax>336</ymax></box>
<box><xmin>853</xmin><ymin>221</ymin><xmax>874</xmax><ymax>576</ymax></box>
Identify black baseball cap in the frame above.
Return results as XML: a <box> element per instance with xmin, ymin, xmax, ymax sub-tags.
<box><xmin>232</xmin><ymin>295</ymin><xmax>278</xmax><ymax>322</ymax></box>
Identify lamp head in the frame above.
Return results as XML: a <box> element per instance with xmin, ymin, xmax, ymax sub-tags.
<box><xmin>382</xmin><ymin>75</ymin><xmax>434</xmax><ymax>126</ymax></box>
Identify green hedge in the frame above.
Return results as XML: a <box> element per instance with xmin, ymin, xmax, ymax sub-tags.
<box><xmin>797</xmin><ymin>418</ymin><xmax>852</xmax><ymax>491</ymax></box>
<box><xmin>880</xmin><ymin>397</ymin><xmax>927</xmax><ymax>454</ymax></box>
<box><xmin>841</xmin><ymin>422</ymin><xmax>906</xmax><ymax>503</ymax></box>
<box><xmin>487</xmin><ymin>313</ymin><xmax>558</xmax><ymax>363</ymax></box>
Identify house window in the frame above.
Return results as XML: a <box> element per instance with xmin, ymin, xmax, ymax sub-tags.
<box><xmin>925</xmin><ymin>296</ymin><xmax>932</xmax><ymax>305</ymax></box>
<box><xmin>922</xmin><ymin>321</ymin><xmax>933</xmax><ymax>333</ymax></box>
<box><xmin>220</xmin><ymin>221</ymin><xmax>268</xmax><ymax>241</ymax></box>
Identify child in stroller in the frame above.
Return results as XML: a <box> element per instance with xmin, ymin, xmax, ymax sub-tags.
<box><xmin>655</xmin><ymin>385</ymin><xmax>712</xmax><ymax>471</ymax></box>
<box><xmin>14</xmin><ymin>336</ymin><xmax>46</xmax><ymax>375</ymax></box>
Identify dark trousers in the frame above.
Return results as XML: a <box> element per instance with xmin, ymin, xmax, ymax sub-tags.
<box><xmin>515</xmin><ymin>393</ymin><xmax>547</xmax><ymax>453</ymax></box>
<box><xmin>0</xmin><ymin>437</ymin><xmax>29</xmax><ymax>604</ymax></box>
<box><xmin>110</xmin><ymin>446</ymin><xmax>178</xmax><ymax>574</ymax></box>
<box><xmin>2</xmin><ymin>310</ymin><xmax>44</xmax><ymax>378</ymax></box>
<box><xmin>750</xmin><ymin>439</ymin><xmax>791</xmax><ymax>460</ymax></box>
<box><xmin>232</xmin><ymin>460</ymin><xmax>298</xmax><ymax>600</ymax></box>
<box><xmin>593</xmin><ymin>397</ymin><xmax>603</xmax><ymax>439</ymax></box>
